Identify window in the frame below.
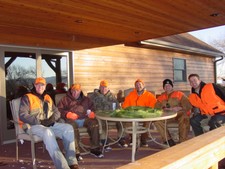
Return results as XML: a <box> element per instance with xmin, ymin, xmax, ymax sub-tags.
<box><xmin>173</xmin><ymin>58</ymin><xmax>186</xmax><ymax>82</ymax></box>
<box><xmin>5</xmin><ymin>52</ymin><xmax>36</xmax><ymax>129</ymax></box>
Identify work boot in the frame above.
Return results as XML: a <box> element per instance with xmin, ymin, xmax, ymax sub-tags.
<box><xmin>69</xmin><ymin>164</ymin><xmax>79</xmax><ymax>169</ymax></box>
<box><xmin>118</xmin><ymin>137</ymin><xmax>128</xmax><ymax>148</ymax></box>
<box><xmin>164</xmin><ymin>139</ymin><xmax>176</xmax><ymax>147</ymax></box>
<box><xmin>76</xmin><ymin>154</ymin><xmax>83</xmax><ymax>161</ymax></box>
<box><xmin>141</xmin><ymin>140</ymin><xmax>149</xmax><ymax>147</ymax></box>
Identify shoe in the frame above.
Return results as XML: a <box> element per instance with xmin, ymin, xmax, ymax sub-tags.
<box><xmin>118</xmin><ymin>138</ymin><xmax>128</xmax><ymax>148</ymax></box>
<box><xmin>129</xmin><ymin>140</ymin><xmax>133</xmax><ymax>146</ymax></box>
<box><xmin>164</xmin><ymin>139</ymin><xmax>176</xmax><ymax>147</ymax></box>
<box><xmin>100</xmin><ymin>139</ymin><xmax>106</xmax><ymax>146</ymax></box>
<box><xmin>141</xmin><ymin>140</ymin><xmax>148</xmax><ymax>147</ymax></box>
<box><xmin>69</xmin><ymin>164</ymin><xmax>79</xmax><ymax>169</ymax></box>
<box><xmin>90</xmin><ymin>148</ymin><xmax>104</xmax><ymax>158</ymax></box>
<box><xmin>76</xmin><ymin>154</ymin><xmax>83</xmax><ymax>161</ymax></box>
<box><xmin>104</xmin><ymin>146</ymin><xmax>112</xmax><ymax>152</ymax></box>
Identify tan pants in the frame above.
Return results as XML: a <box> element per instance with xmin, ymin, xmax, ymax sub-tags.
<box><xmin>154</xmin><ymin>111</ymin><xmax>190</xmax><ymax>143</ymax></box>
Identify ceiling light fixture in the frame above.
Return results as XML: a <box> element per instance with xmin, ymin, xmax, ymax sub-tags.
<box><xmin>74</xmin><ymin>19</ymin><xmax>83</xmax><ymax>23</ymax></box>
<box><xmin>210</xmin><ymin>13</ymin><xmax>220</xmax><ymax>17</ymax></box>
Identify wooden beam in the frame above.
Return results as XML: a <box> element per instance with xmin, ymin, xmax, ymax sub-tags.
<box><xmin>0</xmin><ymin>29</ymin><xmax>122</xmax><ymax>50</ymax></box>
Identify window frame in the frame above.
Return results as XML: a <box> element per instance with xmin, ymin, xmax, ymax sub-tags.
<box><xmin>173</xmin><ymin>58</ymin><xmax>187</xmax><ymax>82</ymax></box>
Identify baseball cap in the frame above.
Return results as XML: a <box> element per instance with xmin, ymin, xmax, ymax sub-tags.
<box><xmin>35</xmin><ymin>77</ymin><xmax>46</xmax><ymax>85</ymax></box>
<box><xmin>71</xmin><ymin>83</ymin><xmax>81</xmax><ymax>91</ymax></box>
<box><xmin>100</xmin><ymin>80</ymin><xmax>108</xmax><ymax>87</ymax></box>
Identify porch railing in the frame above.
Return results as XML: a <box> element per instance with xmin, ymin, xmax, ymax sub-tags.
<box><xmin>117</xmin><ymin>126</ymin><xmax>225</xmax><ymax>169</ymax></box>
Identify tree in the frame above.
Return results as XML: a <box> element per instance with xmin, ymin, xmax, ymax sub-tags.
<box><xmin>210</xmin><ymin>39</ymin><xmax>225</xmax><ymax>79</ymax></box>
<box><xmin>6</xmin><ymin>65</ymin><xmax>36</xmax><ymax>98</ymax></box>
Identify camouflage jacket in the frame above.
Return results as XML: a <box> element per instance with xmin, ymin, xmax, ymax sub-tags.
<box><xmin>90</xmin><ymin>89</ymin><xmax>120</xmax><ymax>111</ymax></box>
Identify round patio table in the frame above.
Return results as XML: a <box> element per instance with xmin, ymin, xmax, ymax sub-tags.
<box><xmin>96</xmin><ymin>111</ymin><xmax>177</xmax><ymax>163</ymax></box>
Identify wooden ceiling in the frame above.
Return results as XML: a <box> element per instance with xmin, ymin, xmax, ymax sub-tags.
<box><xmin>0</xmin><ymin>0</ymin><xmax>225</xmax><ymax>50</ymax></box>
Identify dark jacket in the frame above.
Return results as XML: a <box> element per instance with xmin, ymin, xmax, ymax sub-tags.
<box><xmin>57</xmin><ymin>89</ymin><xmax>95</xmax><ymax>120</ymax></box>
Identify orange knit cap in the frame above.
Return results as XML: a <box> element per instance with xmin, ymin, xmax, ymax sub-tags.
<box><xmin>100</xmin><ymin>80</ymin><xmax>108</xmax><ymax>87</ymax></box>
<box><xmin>71</xmin><ymin>83</ymin><xmax>81</xmax><ymax>91</ymax></box>
<box><xmin>35</xmin><ymin>77</ymin><xmax>46</xmax><ymax>85</ymax></box>
<box><xmin>134</xmin><ymin>79</ymin><xmax>144</xmax><ymax>86</ymax></box>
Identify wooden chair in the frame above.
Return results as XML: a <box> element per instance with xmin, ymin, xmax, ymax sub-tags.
<box><xmin>10</xmin><ymin>97</ymin><xmax>43</xmax><ymax>169</ymax></box>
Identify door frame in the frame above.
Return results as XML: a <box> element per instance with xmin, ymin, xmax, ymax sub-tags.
<box><xmin>0</xmin><ymin>45</ymin><xmax>73</xmax><ymax>144</ymax></box>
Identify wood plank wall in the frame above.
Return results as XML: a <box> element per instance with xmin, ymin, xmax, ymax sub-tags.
<box><xmin>73</xmin><ymin>44</ymin><xmax>215</xmax><ymax>96</ymax></box>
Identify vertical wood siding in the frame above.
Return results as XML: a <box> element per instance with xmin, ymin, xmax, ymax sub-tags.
<box><xmin>73</xmin><ymin>45</ymin><xmax>215</xmax><ymax>96</ymax></box>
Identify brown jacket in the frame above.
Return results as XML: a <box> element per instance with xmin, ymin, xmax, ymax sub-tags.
<box><xmin>57</xmin><ymin>89</ymin><xmax>95</xmax><ymax>120</ymax></box>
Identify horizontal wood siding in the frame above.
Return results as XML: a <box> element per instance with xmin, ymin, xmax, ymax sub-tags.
<box><xmin>73</xmin><ymin>45</ymin><xmax>215</xmax><ymax>96</ymax></box>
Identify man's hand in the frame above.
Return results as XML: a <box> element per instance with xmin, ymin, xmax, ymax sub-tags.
<box><xmin>88</xmin><ymin>111</ymin><xmax>95</xmax><ymax>119</ymax></box>
<box><xmin>66</xmin><ymin>112</ymin><xmax>79</xmax><ymax>120</ymax></box>
<box><xmin>163</xmin><ymin>106</ymin><xmax>182</xmax><ymax>112</ymax></box>
<box><xmin>40</xmin><ymin>116</ymin><xmax>55</xmax><ymax>127</ymax></box>
<box><xmin>172</xmin><ymin>106</ymin><xmax>182</xmax><ymax>112</ymax></box>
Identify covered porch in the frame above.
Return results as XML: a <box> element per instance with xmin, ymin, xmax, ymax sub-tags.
<box><xmin>1</xmin><ymin>127</ymin><xmax>225</xmax><ymax>169</ymax></box>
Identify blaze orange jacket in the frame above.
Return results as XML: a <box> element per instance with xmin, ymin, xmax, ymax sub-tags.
<box><xmin>122</xmin><ymin>89</ymin><xmax>156</xmax><ymax>108</ymax></box>
<box><xmin>189</xmin><ymin>83</ymin><xmax>225</xmax><ymax>116</ymax></box>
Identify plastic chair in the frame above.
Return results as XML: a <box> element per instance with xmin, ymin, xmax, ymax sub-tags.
<box><xmin>10</xmin><ymin>97</ymin><xmax>43</xmax><ymax>169</ymax></box>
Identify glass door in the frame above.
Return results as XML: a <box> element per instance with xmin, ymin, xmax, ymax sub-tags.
<box><xmin>1</xmin><ymin>47</ymin><xmax>70</xmax><ymax>144</ymax></box>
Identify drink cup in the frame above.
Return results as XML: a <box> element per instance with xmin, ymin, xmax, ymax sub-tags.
<box><xmin>87</xmin><ymin>109</ymin><xmax>91</xmax><ymax>115</ymax></box>
<box><xmin>112</xmin><ymin>103</ymin><xmax>116</xmax><ymax>110</ymax></box>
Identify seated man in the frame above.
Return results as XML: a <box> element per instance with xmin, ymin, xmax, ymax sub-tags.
<box><xmin>122</xmin><ymin>79</ymin><xmax>157</xmax><ymax>147</ymax></box>
<box><xmin>19</xmin><ymin>77</ymin><xmax>79</xmax><ymax>169</ymax></box>
<box><xmin>155</xmin><ymin>79</ymin><xmax>192</xmax><ymax>143</ymax></box>
<box><xmin>57</xmin><ymin>83</ymin><xmax>103</xmax><ymax>158</ymax></box>
<box><xmin>90</xmin><ymin>80</ymin><xmax>128</xmax><ymax>149</ymax></box>
<box><xmin>188</xmin><ymin>74</ymin><xmax>225</xmax><ymax>136</ymax></box>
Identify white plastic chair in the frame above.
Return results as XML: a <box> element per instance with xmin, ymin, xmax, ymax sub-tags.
<box><xmin>10</xmin><ymin>97</ymin><xmax>43</xmax><ymax>169</ymax></box>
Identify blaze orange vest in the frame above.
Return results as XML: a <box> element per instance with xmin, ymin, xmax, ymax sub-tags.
<box><xmin>189</xmin><ymin>84</ymin><xmax>225</xmax><ymax>115</ymax></box>
<box><xmin>157</xmin><ymin>91</ymin><xmax>183</xmax><ymax>102</ymax></box>
<box><xmin>19</xmin><ymin>94</ymin><xmax>53</xmax><ymax>128</ymax></box>
<box><xmin>157</xmin><ymin>91</ymin><xmax>191</xmax><ymax>116</ymax></box>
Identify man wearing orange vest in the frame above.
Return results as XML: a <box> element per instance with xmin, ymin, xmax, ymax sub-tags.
<box><xmin>188</xmin><ymin>74</ymin><xmax>225</xmax><ymax>136</ymax></box>
<box><xmin>19</xmin><ymin>77</ymin><xmax>79</xmax><ymax>169</ymax></box>
<box><xmin>122</xmin><ymin>79</ymin><xmax>158</xmax><ymax>147</ymax></box>
<box><xmin>155</xmin><ymin>79</ymin><xmax>192</xmax><ymax>143</ymax></box>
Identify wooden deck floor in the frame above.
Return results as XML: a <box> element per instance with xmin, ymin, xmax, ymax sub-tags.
<box><xmin>0</xmin><ymin>132</ymin><xmax>166</xmax><ymax>169</ymax></box>
<box><xmin>1</xmin><ymin>130</ymin><xmax>225</xmax><ymax>169</ymax></box>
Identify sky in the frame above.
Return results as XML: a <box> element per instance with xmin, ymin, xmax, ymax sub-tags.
<box><xmin>189</xmin><ymin>25</ymin><xmax>225</xmax><ymax>44</ymax></box>
<box><xmin>189</xmin><ymin>25</ymin><xmax>225</xmax><ymax>80</ymax></box>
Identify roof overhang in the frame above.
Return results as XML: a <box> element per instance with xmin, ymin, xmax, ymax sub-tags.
<box><xmin>139</xmin><ymin>40</ymin><xmax>224</xmax><ymax>58</ymax></box>
<box><xmin>0</xmin><ymin>1</ymin><xmax>225</xmax><ymax>50</ymax></box>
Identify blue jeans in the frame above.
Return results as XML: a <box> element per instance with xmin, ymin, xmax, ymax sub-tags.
<box><xmin>75</xmin><ymin>119</ymin><xmax>85</xmax><ymax>127</ymax></box>
<box><xmin>191</xmin><ymin>113</ymin><xmax>225</xmax><ymax>136</ymax></box>
<box><xmin>30</xmin><ymin>122</ymin><xmax>77</xmax><ymax>169</ymax></box>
